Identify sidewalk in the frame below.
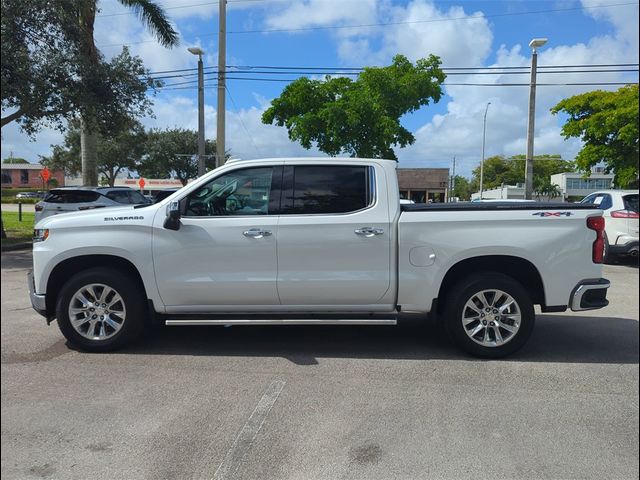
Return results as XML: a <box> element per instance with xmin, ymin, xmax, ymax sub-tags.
<box><xmin>1</xmin><ymin>203</ymin><xmax>36</xmax><ymax>213</ymax></box>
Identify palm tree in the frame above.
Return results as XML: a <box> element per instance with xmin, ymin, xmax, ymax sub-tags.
<box><xmin>79</xmin><ymin>0</ymin><xmax>179</xmax><ymax>185</ymax></box>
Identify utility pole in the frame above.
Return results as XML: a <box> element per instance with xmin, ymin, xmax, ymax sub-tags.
<box><xmin>188</xmin><ymin>47</ymin><xmax>206</xmax><ymax>176</ymax></box>
<box><xmin>525</xmin><ymin>38</ymin><xmax>548</xmax><ymax>200</ymax></box>
<box><xmin>216</xmin><ymin>0</ymin><xmax>227</xmax><ymax>168</ymax></box>
<box><xmin>450</xmin><ymin>156</ymin><xmax>456</xmax><ymax>201</ymax></box>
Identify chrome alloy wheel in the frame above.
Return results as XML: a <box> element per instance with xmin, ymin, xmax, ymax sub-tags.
<box><xmin>461</xmin><ymin>289</ymin><xmax>521</xmax><ymax>347</ymax></box>
<box><xmin>67</xmin><ymin>283</ymin><xmax>126</xmax><ymax>341</ymax></box>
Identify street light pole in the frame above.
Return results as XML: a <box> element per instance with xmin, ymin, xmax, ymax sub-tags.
<box><xmin>188</xmin><ymin>47</ymin><xmax>206</xmax><ymax>177</ymax></box>
<box><xmin>525</xmin><ymin>37</ymin><xmax>547</xmax><ymax>200</ymax></box>
<box><xmin>217</xmin><ymin>0</ymin><xmax>227</xmax><ymax>168</ymax></box>
<box><xmin>479</xmin><ymin>102</ymin><xmax>491</xmax><ymax>199</ymax></box>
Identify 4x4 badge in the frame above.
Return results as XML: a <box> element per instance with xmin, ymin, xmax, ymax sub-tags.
<box><xmin>532</xmin><ymin>212</ymin><xmax>574</xmax><ymax>217</ymax></box>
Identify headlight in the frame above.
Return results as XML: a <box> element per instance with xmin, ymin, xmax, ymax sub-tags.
<box><xmin>33</xmin><ymin>229</ymin><xmax>49</xmax><ymax>242</ymax></box>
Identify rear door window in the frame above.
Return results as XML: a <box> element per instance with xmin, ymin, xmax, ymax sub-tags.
<box><xmin>283</xmin><ymin>165</ymin><xmax>371</xmax><ymax>214</ymax></box>
<box><xmin>44</xmin><ymin>191</ymin><xmax>101</xmax><ymax>203</ymax></box>
<box><xmin>581</xmin><ymin>193</ymin><xmax>612</xmax><ymax>210</ymax></box>
<box><xmin>623</xmin><ymin>194</ymin><xmax>639</xmax><ymax>213</ymax></box>
<box><xmin>128</xmin><ymin>191</ymin><xmax>148</xmax><ymax>204</ymax></box>
<box><xmin>105</xmin><ymin>190</ymin><xmax>132</xmax><ymax>204</ymax></box>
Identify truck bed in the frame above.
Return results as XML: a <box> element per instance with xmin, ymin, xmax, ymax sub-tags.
<box><xmin>401</xmin><ymin>202</ymin><xmax>597</xmax><ymax>212</ymax></box>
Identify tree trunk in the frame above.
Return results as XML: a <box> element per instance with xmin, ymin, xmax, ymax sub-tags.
<box><xmin>81</xmin><ymin>118</ymin><xmax>98</xmax><ymax>186</ymax></box>
<box><xmin>79</xmin><ymin>2</ymin><xmax>99</xmax><ymax>187</ymax></box>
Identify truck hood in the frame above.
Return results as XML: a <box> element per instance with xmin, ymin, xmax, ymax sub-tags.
<box><xmin>36</xmin><ymin>204</ymin><xmax>159</xmax><ymax>229</ymax></box>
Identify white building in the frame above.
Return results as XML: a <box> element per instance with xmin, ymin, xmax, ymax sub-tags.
<box><xmin>65</xmin><ymin>176</ymin><xmax>184</xmax><ymax>192</ymax></box>
<box><xmin>550</xmin><ymin>171</ymin><xmax>614</xmax><ymax>200</ymax></box>
<box><xmin>471</xmin><ymin>184</ymin><xmax>526</xmax><ymax>201</ymax></box>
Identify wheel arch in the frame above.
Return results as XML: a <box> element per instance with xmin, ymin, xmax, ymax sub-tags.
<box><xmin>45</xmin><ymin>255</ymin><xmax>148</xmax><ymax>318</ymax></box>
<box><xmin>435</xmin><ymin>255</ymin><xmax>546</xmax><ymax>314</ymax></box>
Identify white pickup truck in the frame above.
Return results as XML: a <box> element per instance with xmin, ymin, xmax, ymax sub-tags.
<box><xmin>29</xmin><ymin>158</ymin><xmax>610</xmax><ymax>357</ymax></box>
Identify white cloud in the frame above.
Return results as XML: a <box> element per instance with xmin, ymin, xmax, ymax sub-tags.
<box><xmin>0</xmin><ymin>122</ymin><xmax>65</xmax><ymax>163</ymax></box>
<box><xmin>264</xmin><ymin>0</ymin><xmax>378</xmax><ymax>31</ymax></box>
<box><xmin>389</xmin><ymin>1</ymin><xmax>639</xmax><ymax>176</ymax></box>
<box><xmin>142</xmin><ymin>94</ymin><xmax>316</xmax><ymax>160</ymax></box>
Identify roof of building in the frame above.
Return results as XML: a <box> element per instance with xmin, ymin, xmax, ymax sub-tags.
<box><xmin>1</xmin><ymin>163</ymin><xmax>44</xmax><ymax>170</ymax></box>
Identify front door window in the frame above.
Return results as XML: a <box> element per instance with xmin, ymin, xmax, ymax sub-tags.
<box><xmin>184</xmin><ymin>167</ymin><xmax>273</xmax><ymax>216</ymax></box>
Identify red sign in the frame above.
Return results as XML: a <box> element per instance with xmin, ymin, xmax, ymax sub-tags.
<box><xmin>138</xmin><ymin>178</ymin><xmax>146</xmax><ymax>189</ymax></box>
<box><xmin>40</xmin><ymin>167</ymin><xmax>51</xmax><ymax>182</ymax></box>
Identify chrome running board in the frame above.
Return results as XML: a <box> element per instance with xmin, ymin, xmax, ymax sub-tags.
<box><xmin>165</xmin><ymin>317</ymin><xmax>397</xmax><ymax>326</ymax></box>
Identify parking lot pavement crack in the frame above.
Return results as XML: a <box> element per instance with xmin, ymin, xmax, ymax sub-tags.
<box><xmin>212</xmin><ymin>379</ymin><xmax>286</xmax><ymax>480</ymax></box>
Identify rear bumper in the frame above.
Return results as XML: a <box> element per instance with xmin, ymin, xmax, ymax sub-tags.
<box><xmin>609</xmin><ymin>239</ymin><xmax>638</xmax><ymax>256</ymax></box>
<box><xmin>570</xmin><ymin>278</ymin><xmax>610</xmax><ymax>312</ymax></box>
<box><xmin>27</xmin><ymin>271</ymin><xmax>47</xmax><ymax>317</ymax></box>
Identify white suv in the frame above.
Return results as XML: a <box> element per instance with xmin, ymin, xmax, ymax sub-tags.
<box><xmin>580</xmin><ymin>190</ymin><xmax>639</xmax><ymax>261</ymax></box>
<box><xmin>35</xmin><ymin>187</ymin><xmax>150</xmax><ymax>223</ymax></box>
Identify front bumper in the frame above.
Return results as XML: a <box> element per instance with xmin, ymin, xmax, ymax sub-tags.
<box><xmin>27</xmin><ymin>271</ymin><xmax>47</xmax><ymax>317</ymax></box>
<box><xmin>570</xmin><ymin>278</ymin><xmax>610</xmax><ymax>312</ymax></box>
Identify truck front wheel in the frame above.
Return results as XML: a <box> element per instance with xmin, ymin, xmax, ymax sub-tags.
<box><xmin>444</xmin><ymin>272</ymin><xmax>535</xmax><ymax>358</ymax></box>
<box><xmin>55</xmin><ymin>268</ymin><xmax>145</xmax><ymax>352</ymax></box>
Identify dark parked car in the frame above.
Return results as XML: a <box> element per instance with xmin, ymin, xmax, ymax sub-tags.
<box><xmin>153</xmin><ymin>188</ymin><xmax>180</xmax><ymax>203</ymax></box>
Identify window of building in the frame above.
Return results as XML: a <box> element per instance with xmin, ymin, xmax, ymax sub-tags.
<box><xmin>1</xmin><ymin>171</ymin><xmax>11</xmax><ymax>184</ymax></box>
<box><xmin>285</xmin><ymin>165</ymin><xmax>370</xmax><ymax>214</ymax></box>
<box><xmin>399</xmin><ymin>190</ymin><xmax>408</xmax><ymax>199</ymax></box>
<box><xmin>410</xmin><ymin>191</ymin><xmax>426</xmax><ymax>204</ymax></box>
<box><xmin>428</xmin><ymin>192</ymin><xmax>445</xmax><ymax>203</ymax></box>
<box><xmin>20</xmin><ymin>170</ymin><xmax>29</xmax><ymax>184</ymax></box>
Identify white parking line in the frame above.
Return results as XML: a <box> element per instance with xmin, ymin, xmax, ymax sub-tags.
<box><xmin>213</xmin><ymin>380</ymin><xmax>286</xmax><ymax>480</ymax></box>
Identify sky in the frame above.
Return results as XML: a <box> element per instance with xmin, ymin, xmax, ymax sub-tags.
<box><xmin>1</xmin><ymin>0</ymin><xmax>638</xmax><ymax>178</ymax></box>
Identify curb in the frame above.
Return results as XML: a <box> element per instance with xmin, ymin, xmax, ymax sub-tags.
<box><xmin>1</xmin><ymin>242</ymin><xmax>32</xmax><ymax>252</ymax></box>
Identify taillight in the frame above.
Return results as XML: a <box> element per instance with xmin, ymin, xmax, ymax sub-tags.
<box><xmin>587</xmin><ymin>216</ymin><xmax>605</xmax><ymax>264</ymax></box>
<box><xmin>611</xmin><ymin>209</ymin><xmax>639</xmax><ymax>218</ymax></box>
<box><xmin>34</xmin><ymin>203</ymin><xmax>43</xmax><ymax>212</ymax></box>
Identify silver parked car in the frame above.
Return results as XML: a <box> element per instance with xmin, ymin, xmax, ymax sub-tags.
<box><xmin>34</xmin><ymin>187</ymin><xmax>150</xmax><ymax>223</ymax></box>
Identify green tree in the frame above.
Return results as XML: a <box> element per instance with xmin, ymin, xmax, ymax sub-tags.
<box><xmin>451</xmin><ymin>175</ymin><xmax>472</xmax><ymax>200</ymax></box>
<box><xmin>76</xmin><ymin>0</ymin><xmax>178</xmax><ymax>186</ymax></box>
<box><xmin>1</xmin><ymin>0</ymin><xmax>84</xmax><ymax>131</ymax></box>
<box><xmin>534</xmin><ymin>182</ymin><xmax>562</xmax><ymax>200</ymax></box>
<box><xmin>41</xmin><ymin>119</ymin><xmax>147</xmax><ymax>186</ymax></box>
<box><xmin>262</xmin><ymin>55</ymin><xmax>445</xmax><ymax>159</ymax></box>
<box><xmin>2</xmin><ymin>157</ymin><xmax>30</xmax><ymax>164</ymax></box>
<box><xmin>1</xmin><ymin>1</ymin><xmax>162</xmax><ymax>140</ymax></box>
<box><xmin>551</xmin><ymin>84</ymin><xmax>639</xmax><ymax>187</ymax></box>
<box><xmin>139</xmin><ymin>128</ymin><xmax>224</xmax><ymax>185</ymax></box>
<box><xmin>472</xmin><ymin>154</ymin><xmax>575</xmax><ymax>190</ymax></box>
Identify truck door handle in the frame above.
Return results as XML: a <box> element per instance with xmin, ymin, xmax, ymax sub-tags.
<box><xmin>243</xmin><ymin>228</ymin><xmax>272</xmax><ymax>238</ymax></box>
<box><xmin>354</xmin><ymin>227</ymin><xmax>384</xmax><ymax>237</ymax></box>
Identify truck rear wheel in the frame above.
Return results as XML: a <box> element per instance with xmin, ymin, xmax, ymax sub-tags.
<box><xmin>444</xmin><ymin>272</ymin><xmax>535</xmax><ymax>358</ymax></box>
<box><xmin>56</xmin><ymin>267</ymin><xmax>145</xmax><ymax>352</ymax></box>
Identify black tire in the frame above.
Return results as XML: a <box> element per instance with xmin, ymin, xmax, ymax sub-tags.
<box><xmin>602</xmin><ymin>232</ymin><xmax>612</xmax><ymax>264</ymax></box>
<box><xmin>443</xmin><ymin>272</ymin><xmax>535</xmax><ymax>358</ymax></box>
<box><xmin>56</xmin><ymin>267</ymin><xmax>146</xmax><ymax>352</ymax></box>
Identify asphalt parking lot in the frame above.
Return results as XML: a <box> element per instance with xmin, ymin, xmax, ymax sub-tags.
<box><xmin>1</xmin><ymin>250</ymin><xmax>638</xmax><ymax>480</ymax></box>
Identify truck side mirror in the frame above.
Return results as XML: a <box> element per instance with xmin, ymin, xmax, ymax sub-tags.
<box><xmin>164</xmin><ymin>201</ymin><xmax>181</xmax><ymax>231</ymax></box>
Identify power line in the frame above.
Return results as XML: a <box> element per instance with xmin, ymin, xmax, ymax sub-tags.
<box><xmin>143</xmin><ymin>63</ymin><xmax>639</xmax><ymax>78</ymax></box>
<box><xmin>155</xmin><ymin>80</ymin><xmax>638</xmax><ymax>91</ymax></box>
<box><xmin>154</xmin><ymin>68</ymin><xmax>639</xmax><ymax>86</ymax></box>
